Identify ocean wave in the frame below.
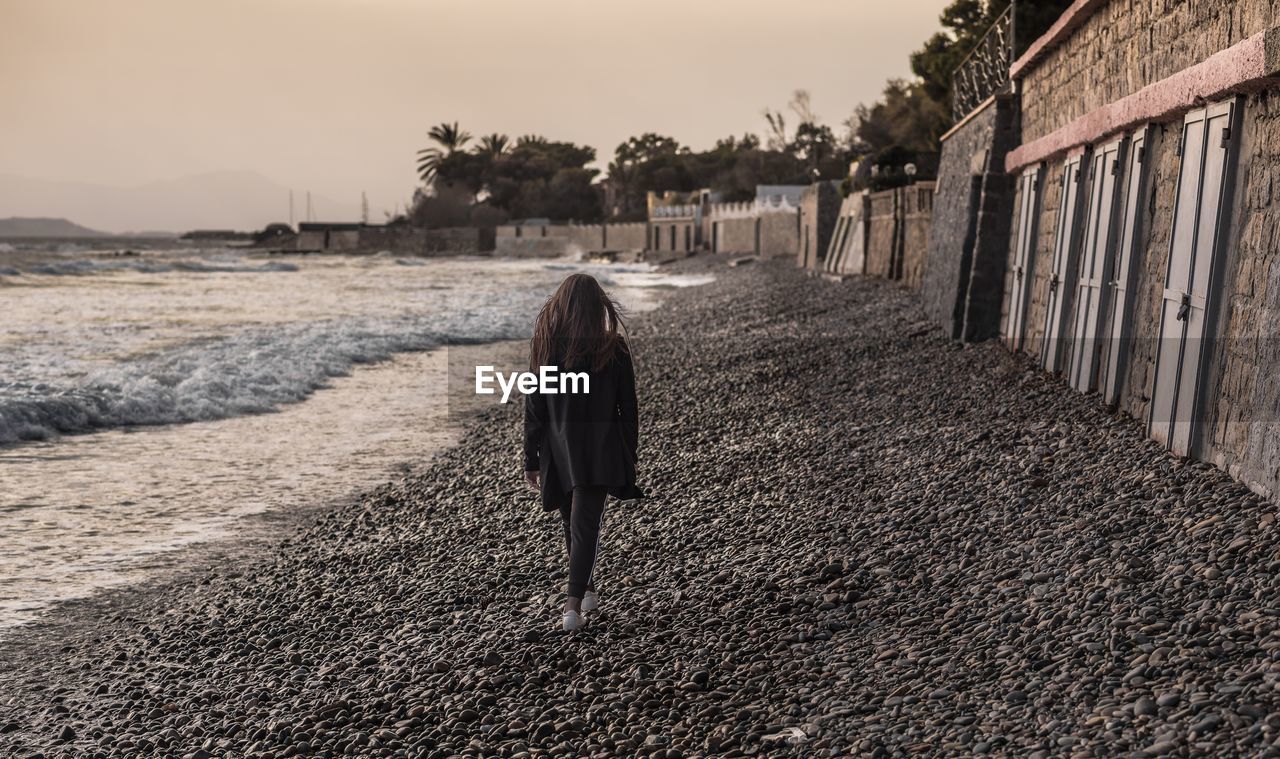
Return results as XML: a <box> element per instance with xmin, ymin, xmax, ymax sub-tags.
<box><xmin>0</xmin><ymin>312</ymin><xmax>529</xmax><ymax>446</ymax></box>
<box><xmin>18</xmin><ymin>257</ymin><xmax>298</xmax><ymax>276</ymax></box>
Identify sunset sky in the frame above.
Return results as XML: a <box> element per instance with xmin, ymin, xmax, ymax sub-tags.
<box><xmin>1</xmin><ymin>0</ymin><xmax>950</xmax><ymax>225</ymax></box>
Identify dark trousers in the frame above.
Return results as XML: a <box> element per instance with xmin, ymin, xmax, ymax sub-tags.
<box><xmin>559</xmin><ymin>486</ymin><xmax>606</xmax><ymax>599</ymax></box>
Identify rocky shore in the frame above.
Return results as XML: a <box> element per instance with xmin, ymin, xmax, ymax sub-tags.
<box><xmin>3</xmin><ymin>259</ymin><xmax>1280</xmax><ymax>757</ymax></box>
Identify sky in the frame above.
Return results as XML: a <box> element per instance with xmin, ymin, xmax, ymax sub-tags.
<box><xmin>0</xmin><ymin>0</ymin><xmax>950</xmax><ymax>226</ymax></box>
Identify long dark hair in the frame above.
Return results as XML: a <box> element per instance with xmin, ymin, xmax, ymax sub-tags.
<box><xmin>530</xmin><ymin>273</ymin><xmax>626</xmax><ymax>372</ymax></box>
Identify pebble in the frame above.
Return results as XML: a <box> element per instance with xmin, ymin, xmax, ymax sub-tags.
<box><xmin>0</xmin><ymin>260</ymin><xmax>1277</xmax><ymax>756</ymax></box>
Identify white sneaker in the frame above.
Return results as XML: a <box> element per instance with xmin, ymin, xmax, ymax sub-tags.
<box><xmin>581</xmin><ymin>591</ymin><xmax>599</xmax><ymax>612</ymax></box>
<box><xmin>562</xmin><ymin>610</ymin><xmax>584</xmax><ymax>632</ymax></box>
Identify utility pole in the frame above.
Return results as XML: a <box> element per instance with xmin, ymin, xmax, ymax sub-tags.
<box><xmin>289</xmin><ymin>190</ymin><xmax>295</xmax><ymax>228</ymax></box>
<box><xmin>306</xmin><ymin>191</ymin><xmax>313</xmax><ymax>223</ymax></box>
<box><xmin>361</xmin><ymin>191</ymin><xmax>369</xmax><ymax>224</ymax></box>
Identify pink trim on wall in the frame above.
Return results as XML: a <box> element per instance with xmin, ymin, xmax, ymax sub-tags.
<box><xmin>1006</xmin><ymin>31</ymin><xmax>1274</xmax><ymax>174</ymax></box>
<box><xmin>1010</xmin><ymin>0</ymin><xmax>1111</xmax><ymax>81</ymax></box>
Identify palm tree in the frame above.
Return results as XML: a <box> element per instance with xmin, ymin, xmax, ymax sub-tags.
<box><xmin>416</xmin><ymin>122</ymin><xmax>472</xmax><ymax>185</ymax></box>
<box><xmin>476</xmin><ymin>133</ymin><xmax>511</xmax><ymax>159</ymax></box>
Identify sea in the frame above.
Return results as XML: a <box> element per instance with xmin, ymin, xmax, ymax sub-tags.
<box><xmin>0</xmin><ymin>240</ymin><xmax>712</xmax><ymax>635</ymax></box>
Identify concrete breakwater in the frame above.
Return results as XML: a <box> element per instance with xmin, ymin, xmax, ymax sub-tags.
<box><xmin>2</xmin><ymin>261</ymin><xmax>1277</xmax><ymax>756</ymax></box>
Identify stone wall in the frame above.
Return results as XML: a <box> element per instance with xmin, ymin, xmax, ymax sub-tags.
<box><xmin>757</xmin><ymin>212</ymin><xmax>800</xmax><ymax>257</ymax></box>
<box><xmin>922</xmin><ymin>97</ymin><xmax>1020</xmax><ymax>340</ymax></box>
<box><xmin>865</xmin><ymin>189</ymin><xmax>900</xmax><ymax>279</ymax></box>
<box><xmin>605</xmin><ymin>223</ymin><xmax>648</xmax><ymax>252</ymax></box>
<box><xmin>494</xmin><ymin>223</ymin><xmax>651</xmax><ymax>257</ymax></box>
<box><xmin>494</xmin><ymin>234</ymin><xmax>570</xmax><ymax>258</ymax></box>
<box><xmin>1019</xmin><ymin>1</ymin><xmax>1274</xmax><ymax>146</ymax></box>
<box><xmin>567</xmin><ymin>225</ymin><xmax>602</xmax><ymax>253</ymax></box>
<box><xmin>824</xmin><ymin>194</ymin><xmax>869</xmax><ymax>277</ymax></box>
<box><xmin>295</xmin><ymin>230</ymin><xmax>326</xmax><ymax>251</ymax></box>
<box><xmin>1004</xmin><ymin>0</ymin><xmax>1280</xmax><ymax>500</ymax></box>
<box><xmin>355</xmin><ymin>226</ymin><xmax>423</xmax><ymax>254</ymax></box>
<box><xmin>425</xmin><ymin>227</ymin><xmax>492</xmax><ymax>254</ymax></box>
<box><xmin>714</xmin><ymin>217</ymin><xmax>757</xmax><ymax>254</ymax></box>
<box><xmin>293</xmin><ymin>225</ymin><xmax>492</xmax><ymax>255</ymax></box>
<box><xmin>798</xmin><ymin>181</ymin><xmax>842</xmax><ymax>271</ymax></box>
<box><xmin>1203</xmin><ymin>92</ymin><xmax>1280</xmax><ymax>498</ymax></box>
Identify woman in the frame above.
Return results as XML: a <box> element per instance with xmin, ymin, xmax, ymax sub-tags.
<box><xmin>524</xmin><ymin>273</ymin><xmax>642</xmax><ymax>632</ymax></box>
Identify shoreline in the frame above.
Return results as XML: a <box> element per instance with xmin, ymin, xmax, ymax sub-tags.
<box><xmin>0</xmin><ymin>339</ymin><xmax>525</xmax><ymax>649</ymax></box>
<box><xmin>3</xmin><ymin>259</ymin><xmax>1278</xmax><ymax>756</ymax></box>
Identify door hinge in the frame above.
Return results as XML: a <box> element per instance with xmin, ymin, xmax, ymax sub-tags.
<box><xmin>1049</xmin><ymin>274</ymin><xmax>1060</xmax><ymax>294</ymax></box>
<box><xmin>1221</xmin><ymin>126</ymin><xmax>1232</xmax><ymax>148</ymax></box>
<box><xmin>1176</xmin><ymin>292</ymin><xmax>1191</xmax><ymax>321</ymax></box>
<box><xmin>1137</xmin><ymin>146</ymin><xmax>1146</xmax><ymax>164</ymax></box>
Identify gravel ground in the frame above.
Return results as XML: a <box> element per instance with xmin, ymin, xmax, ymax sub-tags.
<box><xmin>3</xmin><ymin>259</ymin><xmax>1280</xmax><ymax>758</ymax></box>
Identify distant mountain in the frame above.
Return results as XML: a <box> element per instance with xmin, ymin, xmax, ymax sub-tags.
<box><xmin>0</xmin><ymin>171</ymin><xmax>358</xmax><ymax>234</ymax></box>
<box><xmin>0</xmin><ymin>217</ymin><xmax>109</xmax><ymax>238</ymax></box>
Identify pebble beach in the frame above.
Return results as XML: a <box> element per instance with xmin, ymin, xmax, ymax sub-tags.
<box><xmin>3</xmin><ymin>259</ymin><xmax>1280</xmax><ymax>757</ymax></box>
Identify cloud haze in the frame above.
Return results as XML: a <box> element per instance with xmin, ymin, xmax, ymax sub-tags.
<box><xmin>0</xmin><ymin>0</ymin><xmax>949</xmax><ymax>231</ymax></box>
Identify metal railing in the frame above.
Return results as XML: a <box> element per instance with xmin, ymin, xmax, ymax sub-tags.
<box><xmin>951</xmin><ymin>2</ymin><xmax>1015</xmax><ymax>122</ymax></box>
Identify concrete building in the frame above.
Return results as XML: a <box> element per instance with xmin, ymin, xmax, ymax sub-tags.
<box><xmin>649</xmin><ymin>204</ymin><xmax>698</xmax><ymax>255</ymax></box>
<box><xmin>707</xmin><ymin>186</ymin><xmax>805</xmax><ymax>257</ymax></box>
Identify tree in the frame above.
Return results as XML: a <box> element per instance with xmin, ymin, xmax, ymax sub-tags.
<box><xmin>416</xmin><ymin>122</ymin><xmax>473</xmax><ymax>185</ymax></box>
<box><xmin>909</xmin><ymin>0</ymin><xmax>1073</xmax><ymax>115</ymax></box>
<box><xmin>607</xmin><ymin>134</ymin><xmax>688</xmax><ymax>218</ymax></box>
<box><xmin>790</xmin><ymin>122</ymin><xmax>839</xmax><ymax>177</ymax></box>
<box><xmin>852</xmin><ymin>79</ymin><xmax>949</xmax><ymax>156</ymax></box>
<box><xmin>476</xmin><ymin>133</ymin><xmax>511</xmax><ymax>159</ymax></box>
<box><xmin>762</xmin><ymin>109</ymin><xmax>788</xmax><ymax>152</ymax></box>
<box><xmin>842</xmin><ymin>0</ymin><xmax>1071</xmax><ymax>189</ymax></box>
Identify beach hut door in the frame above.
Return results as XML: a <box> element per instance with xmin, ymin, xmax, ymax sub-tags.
<box><xmin>1100</xmin><ymin>126</ymin><xmax>1152</xmax><ymax>406</ymax></box>
<box><xmin>1149</xmin><ymin>100</ymin><xmax>1238</xmax><ymax>456</ymax></box>
<box><xmin>1069</xmin><ymin>137</ymin><xmax>1125</xmax><ymax>393</ymax></box>
<box><xmin>1041</xmin><ymin>153</ymin><xmax>1087</xmax><ymax>373</ymax></box>
<box><xmin>1005</xmin><ymin>166</ymin><xmax>1042</xmax><ymax>351</ymax></box>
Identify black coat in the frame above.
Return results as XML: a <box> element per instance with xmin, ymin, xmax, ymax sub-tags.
<box><xmin>524</xmin><ymin>341</ymin><xmax>643</xmax><ymax>511</ymax></box>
